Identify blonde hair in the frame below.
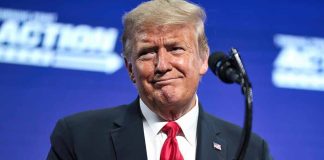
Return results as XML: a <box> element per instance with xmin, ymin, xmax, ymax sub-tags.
<box><xmin>122</xmin><ymin>0</ymin><xmax>209</xmax><ymax>60</ymax></box>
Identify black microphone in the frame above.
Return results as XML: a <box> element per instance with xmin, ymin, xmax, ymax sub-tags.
<box><xmin>208</xmin><ymin>51</ymin><xmax>243</xmax><ymax>84</ymax></box>
<box><xmin>209</xmin><ymin>49</ymin><xmax>253</xmax><ymax>160</ymax></box>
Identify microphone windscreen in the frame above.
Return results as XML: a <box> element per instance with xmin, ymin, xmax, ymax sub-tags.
<box><xmin>208</xmin><ymin>52</ymin><xmax>226</xmax><ymax>75</ymax></box>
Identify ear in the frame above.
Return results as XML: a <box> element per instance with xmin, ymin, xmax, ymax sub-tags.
<box><xmin>199</xmin><ymin>54</ymin><xmax>209</xmax><ymax>75</ymax></box>
<box><xmin>124</xmin><ymin>58</ymin><xmax>136</xmax><ymax>83</ymax></box>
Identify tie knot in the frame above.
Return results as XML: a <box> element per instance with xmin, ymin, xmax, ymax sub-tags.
<box><xmin>162</xmin><ymin>121</ymin><xmax>181</xmax><ymax>138</ymax></box>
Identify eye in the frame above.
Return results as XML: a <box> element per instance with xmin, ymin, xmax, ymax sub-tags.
<box><xmin>137</xmin><ymin>46</ymin><xmax>158</xmax><ymax>60</ymax></box>
<box><xmin>138</xmin><ymin>51</ymin><xmax>156</xmax><ymax>60</ymax></box>
<box><xmin>171</xmin><ymin>46</ymin><xmax>185</xmax><ymax>54</ymax></box>
<box><xmin>173</xmin><ymin>47</ymin><xmax>184</xmax><ymax>51</ymax></box>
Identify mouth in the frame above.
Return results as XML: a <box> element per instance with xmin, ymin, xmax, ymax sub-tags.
<box><xmin>151</xmin><ymin>77</ymin><xmax>182</xmax><ymax>85</ymax></box>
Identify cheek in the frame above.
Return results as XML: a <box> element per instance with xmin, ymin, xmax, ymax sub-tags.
<box><xmin>134</xmin><ymin>61</ymin><xmax>154</xmax><ymax>82</ymax></box>
<box><xmin>177</xmin><ymin>56</ymin><xmax>200</xmax><ymax>74</ymax></box>
<box><xmin>182</xmin><ymin>57</ymin><xmax>204</xmax><ymax>84</ymax></box>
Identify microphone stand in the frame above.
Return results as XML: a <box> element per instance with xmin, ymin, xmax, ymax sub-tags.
<box><xmin>230</xmin><ymin>48</ymin><xmax>253</xmax><ymax>160</ymax></box>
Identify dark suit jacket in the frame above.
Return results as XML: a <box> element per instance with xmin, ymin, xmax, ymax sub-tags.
<box><xmin>47</xmin><ymin>99</ymin><xmax>272</xmax><ymax>160</ymax></box>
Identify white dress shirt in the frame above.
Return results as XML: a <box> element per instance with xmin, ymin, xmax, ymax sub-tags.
<box><xmin>140</xmin><ymin>95</ymin><xmax>199</xmax><ymax>160</ymax></box>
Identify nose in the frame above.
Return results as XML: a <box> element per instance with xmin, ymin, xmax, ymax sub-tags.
<box><xmin>155</xmin><ymin>48</ymin><xmax>172</xmax><ymax>74</ymax></box>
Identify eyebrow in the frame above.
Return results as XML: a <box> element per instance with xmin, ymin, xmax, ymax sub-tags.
<box><xmin>137</xmin><ymin>41</ymin><xmax>184</xmax><ymax>53</ymax></box>
<box><xmin>137</xmin><ymin>46</ymin><xmax>159</xmax><ymax>55</ymax></box>
<box><xmin>138</xmin><ymin>40</ymin><xmax>182</xmax><ymax>48</ymax></box>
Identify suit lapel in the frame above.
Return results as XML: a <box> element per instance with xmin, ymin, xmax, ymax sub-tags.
<box><xmin>109</xmin><ymin>100</ymin><xmax>228</xmax><ymax>160</ymax></box>
<box><xmin>110</xmin><ymin>99</ymin><xmax>147</xmax><ymax>160</ymax></box>
<box><xmin>196</xmin><ymin>105</ymin><xmax>227</xmax><ymax>160</ymax></box>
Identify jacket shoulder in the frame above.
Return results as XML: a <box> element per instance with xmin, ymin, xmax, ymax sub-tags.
<box><xmin>48</xmin><ymin>104</ymin><xmax>131</xmax><ymax>160</ymax></box>
<box><xmin>203</xmin><ymin>112</ymin><xmax>272</xmax><ymax>159</ymax></box>
<box><xmin>61</xmin><ymin>104</ymin><xmax>129</xmax><ymax>130</ymax></box>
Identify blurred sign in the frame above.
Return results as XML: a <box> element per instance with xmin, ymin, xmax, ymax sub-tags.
<box><xmin>0</xmin><ymin>7</ymin><xmax>123</xmax><ymax>73</ymax></box>
<box><xmin>272</xmin><ymin>34</ymin><xmax>324</xmax><ymax>91</ymax></box>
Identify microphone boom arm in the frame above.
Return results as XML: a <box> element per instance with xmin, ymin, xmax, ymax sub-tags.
<box><xmin>230</xmin><ymin>48</ymin><xmax>253</xmax><ymax>160</ymax></box>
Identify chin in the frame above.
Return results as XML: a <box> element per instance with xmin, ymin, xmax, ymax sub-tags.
<box><xmin>157</xmin><ymin>89</ymin><xmax>190</xmax><ymax>106</ymax></box>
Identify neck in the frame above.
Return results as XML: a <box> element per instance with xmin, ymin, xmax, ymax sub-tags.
<box><xmin>144</xmin><ymin>95</ymin><xmax>197</xmax><ymax>121</ymax></box>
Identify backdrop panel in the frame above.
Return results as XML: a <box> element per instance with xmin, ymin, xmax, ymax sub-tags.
<box><xmin>0</xmin><ymin>0</ymin><xmax>323</xmax><ymax>159</ymax></box>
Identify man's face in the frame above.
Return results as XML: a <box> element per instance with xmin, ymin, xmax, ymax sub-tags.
<box><xmin>125</xmin><ymin>25</ymin><xmax>208</xmax><ymax>116</ymax></box>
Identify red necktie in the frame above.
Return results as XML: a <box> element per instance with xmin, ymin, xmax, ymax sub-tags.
<box><xmin>160</xmin><ymin>121</ymin><xmax>184</xmax><ymax>160</ymax></box>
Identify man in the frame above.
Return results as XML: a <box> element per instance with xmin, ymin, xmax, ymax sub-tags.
<box><xmin>47</xmin><ymin>0</ymin><xmax>272</xmax><ymax>160</ymax></box>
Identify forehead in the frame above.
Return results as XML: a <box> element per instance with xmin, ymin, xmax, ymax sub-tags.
<box><xmin>134</xmin><ymin>24</ymin><xmax>197</xmax><ymax>45</ymax></box>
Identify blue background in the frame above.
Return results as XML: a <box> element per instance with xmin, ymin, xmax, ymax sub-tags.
<box><xmin>0</xmin><ymin>0</ymin><xmax>323</xmax><ymax>159</ymax></box>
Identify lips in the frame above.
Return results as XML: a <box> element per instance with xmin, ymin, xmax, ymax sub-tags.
<box><xmin>151</xmin><ymin>77</ymin><xmax>182</xmax><ymax>85</ymax></box>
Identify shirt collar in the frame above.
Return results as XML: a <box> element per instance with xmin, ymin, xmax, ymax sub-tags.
<box><xmin>140</xmin><ymin>95</ymin><xmax>199</xmax><ymax>145</ymax></box>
